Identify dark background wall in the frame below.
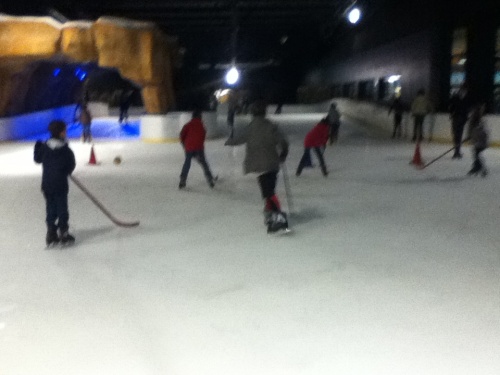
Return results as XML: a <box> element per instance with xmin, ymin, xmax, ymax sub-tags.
<box><xmin>302</xmin><ymin>0</ymin><xmax>500</xmax><ymax>111</ymax></box>
<box><xmin>305</xmin><ymin>29</ymin><xmax>438</xmax><ymax>108</ymax></box>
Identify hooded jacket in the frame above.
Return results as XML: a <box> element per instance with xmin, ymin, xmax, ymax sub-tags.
<box><xmin>34</xmin><ymin>138</ymin><xmax>76</xmax><ymax>194</ymax></box>
<box><xmin>304</xmin><ymin>120</ymin><xmax>330</xmax><ymax>148</ymax></box>
<box><xmin>180</xmin><ymin>117</ymin><xmax>206</xmax><ymax>152</ymax></box>
<box><xmin>243</xmin><ymin>116</ymin><xmax>289</xmax><ymax>174</ymax></box>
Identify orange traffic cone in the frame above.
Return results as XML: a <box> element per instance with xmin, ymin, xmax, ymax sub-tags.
<box><xmin>410</xmin><ymin>141</ymin><xmax>424</xmax><ymax>169</ymax></box>
<box><xmin>88</xmin><ymin>144</ymin><xmax>99</xmax><ymax>165</ymax></box>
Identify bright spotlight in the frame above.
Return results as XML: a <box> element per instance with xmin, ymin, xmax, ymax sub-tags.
<box><xmin>348</xmin><ymin>7</ymin><xmax>361</xmax><ymax>24</ymax></box>
<box><xmin>388</xmin><ymin>75</ymin><xmax>401</xmax><ymax>83</ymax></box>
<box><xmin>225</xmin><ymin>67</ymin><xmax>240</xmax><ymax>85</ymax></box>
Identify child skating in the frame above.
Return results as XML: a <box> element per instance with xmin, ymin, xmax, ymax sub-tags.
<box><xmin>179</xmin><ymin>109</ymin><xmax>217</xmax><ymax>189</ymax></box>
<box><xmin>225</xmin><ymin>100</ymin><xmax>290</xmax><ymax>233</ymax></box>
<box><xmin>296</xmin><ymin>118</ymin><xmax>329</xmax><ymax>177</ymax></box>
<box><xmin>34</xmin><ymin>120</ymin><xmax>76</xmax><ymax>246</ymax></box>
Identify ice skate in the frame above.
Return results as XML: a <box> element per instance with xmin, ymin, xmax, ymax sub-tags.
<box><xmin>45</xmin><ymin>228</ymin><xmax>60</xmax><ymax>247</ymax></box>
<box><xmin>267</xmin><ymin>212</ymin><xmax>290</xmax><ymax>234</ymax></box>
<box><xmin>59</xmin><ymin>231</ymin><xmax>75</xmax><ymax>246</ymax></box>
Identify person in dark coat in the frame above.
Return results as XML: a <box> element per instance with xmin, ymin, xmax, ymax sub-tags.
<box><xmin>225</xmin><ymin>100</ymin><xmax>290</xmax><ymax>233</ymax></box>
<box><xmin>119</xmin><ymin>90</ymin><xmax>133</xmax><ymax>124</ymax></box>
<box><xmin>466</xmin><ymin>104</ymin><xmax>489</xmax><ymax>177</ymax></box>
<box><xmin>326</xmin><ymin>102</ymin><xmax>341</xmax><ymax>144</ymax></box>
<box><xmin>388</xmin><ymin>95</ymin><xmax>405</xmax><ymax>139</ymax></box>
<box><xmin>296</xmin><ymin>118</ymin><xmax>330</xmax><ymax>177</ymax></box>
<box><xmin>34</xmin><ymin>120</ymin><xmax>76</xmax><ymax>246</ymax></box>
<box><xmin>449</xmin><ymin>86</ymin><xmax>471</xmax><ymax>158</ymax></box>
<box><xmin>179</xmin><ymin>109</ymin><xmax>216</xmax><ymax>189</ymax></box>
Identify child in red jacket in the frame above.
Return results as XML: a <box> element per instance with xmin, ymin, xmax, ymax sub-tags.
<box><xmin>179</xmin><ymin>110</ymin><xmax>216</xmax><ymax>189</ymax></box>
<box><xmin>296</xmin><ymin>118</ymin><xmax>330</xmax><ymax>177</ymax></box>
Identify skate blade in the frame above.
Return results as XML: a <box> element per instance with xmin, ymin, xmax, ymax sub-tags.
<box><xmin>268</xmin><ymin>227</ymin><xmax>293</xmax><ymax>235</ymax></box>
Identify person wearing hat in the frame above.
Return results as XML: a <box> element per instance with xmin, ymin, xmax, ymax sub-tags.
<box><xmin>34</xmin><ymin>120</ymin><xmax>76</xmax><ymax>246</ymax></box>
<box><xmin>225</xmin><ymin>100</ymin><xmax>290</xmax><ymax>233</ymax></box>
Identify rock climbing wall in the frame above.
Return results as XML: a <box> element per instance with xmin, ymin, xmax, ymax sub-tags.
<box><xmin>0</xmin><ymin>14</ymin><xmax>176</xmax><ymax>117</ymax></box>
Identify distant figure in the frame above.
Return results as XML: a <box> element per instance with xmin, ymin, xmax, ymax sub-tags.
<box><xmin>466</xmin><ymin>104</ymin><xmax>489</xmax><ymax>177</ymax></box>
<box><xmin>410</xmin><ymin>89</ymin><xmax>432</xmax><ymax>142</ymax></box>
<box><xmin>449</xmin><ymin>85</ymin><xmax>471</xmax><ymax>159</ymax></box>
<box><xmin>275</xmin><ymin>102</ymin><xmax>283</xmax><ymax>114</ymax></box>
<box><xmin>227</xmin><ymin>100</ymin><xmax>236</xmax><ymax>139</ymax></box>
<box><xmin>326</xmin><ymin>102</ymin><xmax>341</xmax><ymax>144</ymax></box>
<box><xmin>119</xmin><ymin>90</ymin><xmax>133</xmax><ymax>124</ymax></box>
<box><xmin>34</xmin><ymin>120</ymin><xmax>76</xmax><ymax>246</ymax></box>
<box><xmin>179</xmin><ymin>110</ymin><xmax>216</xmax><ymax>189</ymax></box>
<box><xmin>388</xmin><ymin>95</ymin><xmax>405</xmax><ymax>139</ymax></box>
<box><xmin>78</xmin><ymin>104</ymin><xmax>92</xmax><ymax>143</ymax></box>
<box><xmin>225</xmin><ymin>100</ymin><xmax>290</xmax><ymax>233</ymax></box>
<box><xmin>296</xmin><ymin>118</ymin><xmax>330</xmax><ymax>177</ymax></box>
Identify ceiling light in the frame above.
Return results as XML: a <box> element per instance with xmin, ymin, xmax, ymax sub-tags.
<box><xmin>348</xmin><ymin>7</ymin><xmax>361</xmax><ymax>24</ymax></box>
<box><xmin>225</xmin><ymin>67</ymin><xmax>239</xmax><ymax>85</ymax></box>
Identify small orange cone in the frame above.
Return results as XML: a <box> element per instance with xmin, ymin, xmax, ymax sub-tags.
<box><xmin>88</xmin><ymin>144</ymin><xmax>99</xmax><ymax>165</ymax></box>
<box><xmin>410</xmin><ymin>141</ymin><xmax>424</xmax><ymax>169</ymax></box>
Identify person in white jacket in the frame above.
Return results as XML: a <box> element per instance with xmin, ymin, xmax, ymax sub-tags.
<box><xmin>410</xmin><ymin>89</ymin><xmax>432</xmax><ymax>142</ymax></box>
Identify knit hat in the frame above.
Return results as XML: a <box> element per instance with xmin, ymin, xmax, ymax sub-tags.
<box><xmin>251</xmin><ymin>100</ymin><xmax>267</xmax><ymax>116</ymax></box>
<box><xmin>48</xmin><ymin>120</ymin><xmax>67</xmax><ymax>138</ymax></box>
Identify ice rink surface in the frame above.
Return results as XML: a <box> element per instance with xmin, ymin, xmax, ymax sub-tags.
<box><xmin>0</xmin><ymin>114</ymin><xmax>499</xmax><ymax>375</ymax></box>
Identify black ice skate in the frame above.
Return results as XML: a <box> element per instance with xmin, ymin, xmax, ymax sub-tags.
<box><xmin>60</xmin><ymin>231</ymin><xmax>75</xmax><ymax>246</ymax></box>
<box><xmin>46</xmin><ymin>229</ymin><xmax>60</xmax><ymax>247</ymax></box>
<box><xmin>267</xmin><ymin>212</ymin><xmax>289</xmax><ymax>233</ymax></box>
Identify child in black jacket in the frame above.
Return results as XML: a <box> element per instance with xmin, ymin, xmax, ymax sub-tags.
<box><xmin>34</xmin><ymin>120</ymin><xmax>76</xmax><ymax>246</ymax></box>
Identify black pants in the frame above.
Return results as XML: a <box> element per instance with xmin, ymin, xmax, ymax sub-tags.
<box><xmin>296</xmin><ymin>147</ymin><xmax>327</xmax><ymax>175</ymax></box>
<box><xmin>412</xmin><ymin>115</ymin><xmax>425</xmax><ymax>141</ymax></box>
<box><xmin>258</xmin><ymin>171</ymin><xmax>278</xmax><ymax>199</ymax></box>
<box><xmin>392</xmin><ymin>113</ymin><xmax>402</xmax><ymax>138</ymax></box>
<box><xmin>452</xmin><ymin>117</ymin><xmax>467</xmax><ymax>155</ymax></box>
<box><xmin>44</xmin><ymin>192</ymin><xmax>69</xmax><ymax>233</ymax></box>
<box><xmin>180</xmin><ymin>150</ymin><xmax>214</xmax><ymax>183</ymax></box>
<box><xmin>329</xmin><ymin>121</ymin><xmax>340</xmax><ymax>144</ymax></box>
<box><xmin>470</xmin><ymin>147</ymin><xmax>486</xmax><ymax>173</ymax></box>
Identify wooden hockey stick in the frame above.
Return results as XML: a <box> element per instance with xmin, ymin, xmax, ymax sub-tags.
<box><xmin>70</xmin><ymin>175</ymin><xmax>140</xmax><ymax>228</ymax></box>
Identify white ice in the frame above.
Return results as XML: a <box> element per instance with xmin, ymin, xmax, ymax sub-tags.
<box><xmin>0</xmin><ymin>114</ymin><xmax>499</xmax><ymax>375</ymax></box>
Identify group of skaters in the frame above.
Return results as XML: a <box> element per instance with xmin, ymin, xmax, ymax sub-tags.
<box><xmin>389</xmin><ymin>85</ymin><xmax>490</xmax><ymax>177</ymax></box>
<box><xmin>179</xmin><ymin>100</ymin><xmax>341</xmax><ymax>234</ymax></box>
<box><xmin>34</xmin><ymin>89</ymin><xmax>490</xmax><ymax>245</ymax></box>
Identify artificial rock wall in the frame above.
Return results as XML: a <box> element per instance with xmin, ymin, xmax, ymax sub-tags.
<box><xmin>0</xmin><ymin>14</ymin><xmax>176</xmax><ymax>117</ymax></box>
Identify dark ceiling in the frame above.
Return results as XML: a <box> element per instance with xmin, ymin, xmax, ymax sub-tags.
<box><xmin>1</xmin><ymin>0</ymin><xmax>394</xmax><ymax>105</ymax></box>
<box><xmin>2</xmin><ymin>0</ymin><xmax>364</xmax><ymax>64</ymax></box>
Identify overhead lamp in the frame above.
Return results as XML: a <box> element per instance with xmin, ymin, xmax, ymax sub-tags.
<box><xmin>225</xmin><ymin>66</ymin><xmax>240</xmax><ymax>85</ymax></box>
<box><xmin>348</xmin><ymin>7</ymin><xmax>361</xmax><ymax>24</ymax></box>
<box><xmin>387</xmin><ymin>75</ymin><xmax>401</xmax><ymax>83</ymax></box>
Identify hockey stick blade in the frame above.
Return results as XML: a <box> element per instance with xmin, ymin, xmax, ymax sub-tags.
<box><xmin>70</xmin><ymin>175</ymin><xmax>140</xmax><ymax>228</ymax></box>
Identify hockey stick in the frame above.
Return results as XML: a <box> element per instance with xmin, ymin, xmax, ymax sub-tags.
<box><xmin>70</xmin><ymin>175</ymin><xmax>140</xmax><ymax>227</ymax></box>
<box><xmin>420</xmin><ymin>140</ymin><xmax>467</xmax><ymax>169</ymax></box>
<box><xmin>281</xmin><ymin>162</ymin><xmax>294</xmax><ymax>215</ymax></box>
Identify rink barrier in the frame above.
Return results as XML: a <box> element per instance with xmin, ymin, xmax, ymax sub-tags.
<box><xmin>0</xmin><ymin>105</ymin><xmax>76</xmax><ymax>141</ymax></box>
<box><xmin>140</xmin><ymin>111</ymin><xmax>221</xmax><ymax>143</ymax></box>
<box><xmin>330</xmin><ymin>98</ymin><xmax>500</xmax><ymax>146</ymax></box>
